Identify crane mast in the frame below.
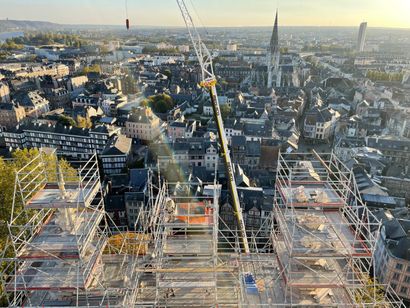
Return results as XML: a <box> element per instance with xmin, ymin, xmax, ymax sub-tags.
<box><xmin>176</xmin><ymin>0</ymin><xmax>250</xmax><ymax>254</ymax></box>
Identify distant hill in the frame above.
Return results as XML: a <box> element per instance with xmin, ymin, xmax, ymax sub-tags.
<box><xmin>0</xmin><ymin>19</ymin><xmax>61</xmax><ymax>32</ymax></box>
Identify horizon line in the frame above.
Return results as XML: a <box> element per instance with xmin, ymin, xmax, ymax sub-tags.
<box><xmin>1</xmin><ymin>19</ymin><xmax>410</xmax><ymax>30</ymax></box>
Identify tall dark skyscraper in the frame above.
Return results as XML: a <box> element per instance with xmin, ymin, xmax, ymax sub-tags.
<box><xmin>357</xmin><ymin>22</ymin><xmax>368</xmax><ymax>52</ymax></box>
<box><xmin>267</xmin><ymin>10</ymin><xmax>281</xmax><ymax>89</ymax></box>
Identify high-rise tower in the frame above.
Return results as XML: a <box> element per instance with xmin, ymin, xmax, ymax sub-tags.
<box><xmin>357</xmin><ymin>21</ymin><xmax>367</xmax><ymax>52</ymax></box>
<box><xmin>267</xmin><ymin>10</ymin><xmax>281</xmax><ymax>89</ymax></box>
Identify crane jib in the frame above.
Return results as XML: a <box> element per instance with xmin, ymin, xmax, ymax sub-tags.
<box><xmin>176</xmin><ymin>0</ymin><xmax>250</xmax><ymax>254</ymax></box>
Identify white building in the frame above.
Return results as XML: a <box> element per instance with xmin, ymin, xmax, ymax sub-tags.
<box><xmin>125</xmin><ymin>107</ymin><xmax>162</xmax><ymax>141</ymax></box>
<box><xmin>178</xmin><ymin>45</ymin><xmax>190</xmax><ymax>53</ymax></box>
<box><xmin>304</xmin><ymin>107</ymin><xmax>340</xmax><ymax>141</ymax></box>
<box><xmin>227</xmin><ymin>43</ymin><xmax>237</xmax><ymax>52</ymax></box>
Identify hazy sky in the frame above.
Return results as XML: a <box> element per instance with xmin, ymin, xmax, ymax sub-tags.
<box><xmin>1</xmin><ymin>0</ymin><xmax>410</xmax><ymax>28</ymax></box>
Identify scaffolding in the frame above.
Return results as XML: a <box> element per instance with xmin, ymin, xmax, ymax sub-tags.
<box><xmin>1</xmin><ymin>150</ymin><xmax>405</xmax><ymax>307</ymax></box>
<box><xmin>241</xmin><ymin>151</ymin><xmax>404</xmax><ymax>307</ymax></box>
<box><xmin>1</xmin><ymin>150</ymin><xmax>139</xmax><ymax>307</ymax></box>
<box><xmin>132</xmin><ymin>180</ymin><xmax>241</xmax><ymax>307</ymax></box>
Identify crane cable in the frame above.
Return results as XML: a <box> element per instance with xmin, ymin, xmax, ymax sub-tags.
<box><xmin>125</xmin><ymin>0</ymin><xmax>129</xmax><ymax>19</ymax></box>
<box><xmin>188</xmin><ymin>0</ymin><xmax>209</xmax><ymax>36</ymax></box>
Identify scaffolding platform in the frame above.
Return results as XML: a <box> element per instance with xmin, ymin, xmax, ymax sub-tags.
<box><xmin>17</xmin><ymin>209</ymin><xmax>104</xmax><ymax>260</ymax></box>
<box><xmin>274</xmin><ymin>207</ymin><xmax>372</xmax><ymax>258</ymax></box>
<box><xmin>25</xmin><ymin>182</ymin><xmax>101</xmax><ymax>209</ymax></box>
<box><xmin>266</xmin><ymin>152</ymin><xmax>404</xmax><ymax>306</ymax></box>
<box><xmin>277</xmin><ymin>181</ymin><xmax>344</xmax><ymax>208</ymax></box>
<box><xmin>1</xmin><ymin>150</ymin><xmax>405</xmax><ymax>307</ymax></box>
<box><xmin>6</xmin><ymin>251</ymin><xmax>102</xmax><ymax>291</ymax></box>
<box><xmin>1</xmin><ymin>151</ymin><xmax>138</xmax><ymax>307</ymax></box>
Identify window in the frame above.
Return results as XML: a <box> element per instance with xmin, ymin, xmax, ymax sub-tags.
<box><xmin>396</xmin><ymin>263</ymin><xmax>403</xmax><ymax>270</ymax></box>
<box><xmin>400</xmin><ymin>286</ymin><xmax>407</xmax><ymax>294</ymax></box>
<box><xmin>392</xmin><ymin>273</ymin><xmax>400</xmax><ymax>280</ymax></box>
<box><xmin>405</xmin><ymin>276</ymin><xmax>410</xmax><ymax>284</ymax></box>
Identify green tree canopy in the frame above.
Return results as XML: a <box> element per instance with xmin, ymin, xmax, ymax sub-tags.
<box><xmin>141</xmin><ymin>94</ymin><xmax>175</xmax><ymax>113</ymax></box>
<box><xmin>220</xmin><ymin>104</ymin><xmax>232</xmax><ymax>120</ymax></box>
<box><xmin>122</xmin><ymin>75</ymin><xmax>138</xmax><ymax>95</ymax></box>
<box><xmin>82</xmin><ymin>64</ymin><xmax>102</xmax><ymax>75</ymax></box>
<box><xmin>4</xmin><ymin>32</ymin><xmax>85</xmax><ymax>47</ymax></box>
<box><xmin>76</xmin><ymin>115</ymin><xmax>92</xmax><ymax>128</ymax></box>
<box><xmin>366</xmin><ymin>70</ymin><xmax>404</xmax><ymax>82</ymax></box>
<box><xmin>57</xmin><ymin>115</ymin><xmax>76</xmax><ymax>127</ymax></box>
<box><xmin>0</xmin><ymin>148</ymin><xmax>77</xmax><ymax>305</ymax></box>
<box><xmin>1</xmin><ymin>40</ymin><xmax>23</xmax><ymax>50</ymax></box>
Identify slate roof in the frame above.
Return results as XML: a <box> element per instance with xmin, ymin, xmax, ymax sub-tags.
<box><xmin>372</xmin><ymin>209</ymin><xmax>410</xmax><ymax>261</ymax></box>
<box><xmin>362</xmin><ymin>194</ymin><xmax>397</xmax><ymax>208</ymax></box>
<box><xmin>169</xmin><ymin>121</ymin><xmax>186</xmax><ymax>128</ymax></box>
<box><xmin>128</xmin><ymin>107</ymin><xmax>160</xmax><ymax>124</ymax></box>
<box><xmin>102</xmin><ymin>135</ymin><xmax>132</xmax><ymax>156</ymax></box>
<box><xmin>238</xmin><ymin>187</ymin><xmax>263</xmax><ymax>209</ymax></box>
<box><xmin>9</xmin><ymin>121</ymin><xmax>90</xmax><ymax>135</ymax></box>
<box><xmin>14</xmin><ymin>90</ymin><xmax>48</xmax><ymax>108</ymax></box>
<box><xmin>129</xmin><ymin>168</ymin><xmax>149</xmax><ymax>191</ymax></box>
<box><xmin>0</xmin><ymin>102</ymin><xmax>19</xmax><ymax>111</ymax></box>
<box><xmin>246</xmin><ymin>141</ymin><xmax>261</xmax><ymax>156</ymax></box>
<box><xmin>105</xmin><ymin>195</ymin><xmax>125</xmax><ymax>211</ymax></box>
<box><xmin>305</xmin><ymin>106</ymin><xmax>335</xmax><ymax>124</ymax></box>
<box><xmin>243</xmin><ymin>122</ymin><xmax>272</xmax><ymax>137</ymax></box>
<box><xmin>232</xmin><ymin>135</ymin><xmax>246</xmax><ymax>148</ymax></box>
<box><xmin>367</xmin><ymin>136</ymin><xmax>410</xmax><ymax>152</ymax></box>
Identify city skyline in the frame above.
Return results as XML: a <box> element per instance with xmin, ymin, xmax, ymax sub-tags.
<box><xmin>1</xmin><ymin>0</ymin><xmax>410</xmax><ymax>28</ymax></box>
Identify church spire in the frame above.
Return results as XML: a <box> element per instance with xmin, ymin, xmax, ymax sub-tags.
<box><xmin>269</xmin><ymin>10</ymin><xmax>279</xmax><ymax>53</ymax></box>
<box><xmin>267</xmin><ymin>9</ymin><xmax>281</xmax><ymax>89</ymax></box>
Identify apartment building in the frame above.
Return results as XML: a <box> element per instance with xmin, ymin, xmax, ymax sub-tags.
<box><xmin>0</xmin><ymin>102</ymin><xmax>26</xmax><ymax>130</ymax></box>
<box><xmin>148</xmin><ymin>138</ymin><xmax>219</xmax><ymax>171</ymax></box>
<box><xmin>125</xmin><ymin>107</ymin><xmax>161</xmax><ymax>141</ymax></box>
<box><xmin>3</xmin><ymin>122</ymin><xmax>120</xmax><ymax>158</ymax></box>
<box><xmin>101</xmin><ymin>135</ymin><xmax>132</xmax><ymax>175</ymax></box>
<box><xmin>14</xmin><ymin>90</ymin><xmax>50</xmax><ymax>118</ymax></box>
<box><xmin>303</xmin><ymin>106</ymin><xmax>340</xmax><ymax>141</ymax></box>
<box><xmin>374</xmin><ymin>210</ymin><xmax>410</xmax><ymax>302</ymax></box>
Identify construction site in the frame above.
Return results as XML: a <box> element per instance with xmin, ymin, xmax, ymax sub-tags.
<box><xmin>0</xmin><ymin>149</ymin><xmax>405</xmax><ymax>307</ymax></box>
<box><xmin>0</xmin><ymin>1</ymin><xmax>406</xmax><ymax>307</ymax></box>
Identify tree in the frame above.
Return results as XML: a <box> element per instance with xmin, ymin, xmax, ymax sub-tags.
<box><xmin>220</xmin><ymin>104</ymin><xmax>231</xmax><ymax>120</ymax></box>
<box><xmin>82</xmin><ymin>64</ymin><xmax>102</xmax><ymax>75</ymax></box>
<box><xmin>141</xmin><ymin>94</ymin><xmax>175</xmax><ymax>114</ymax></box>
<box><xmin>163</xmin><ymin>69</ymin><xmax>172</xmax><ymax>81</ymax></box>
<box><xmin>122</xmin><ymin>75</ymin><xmax>138</xmax><ymax>95</ymax></box>
<box><xmin>3</xmin><ymin>32</ymin><xmax>85</xmax><ymax>47</ymax></box>
<box><xmin>99</xmin><ymin>45</ymin><xmax>110</xmax><ymax>55</ymax></box>
<box><xmin>76</xmin><ymin>115</ymin><xmax>92</xmax><ymax>128</ymax></box>
<box><xmin>57</xmin><ymin>115</ymin><xmax>76</xmax><ymax>127</ymax></box>
<box><xmin>0</xmin><ymin>148</ymin><xmax>78</xmax><ymax>305</ymax></box>
<box><xmin>366</xmin><ymin>70</ymin><xmax>404</xmax><ymax>82</ymax></box>
<box><xmin>355</xmin><ymin>275</ymin><xmax>389</xmax><ymax>307</ymax></box>
<box><xmin>1</xmin><ymin>40</ymin><xmax>23</xmax><ymax>50</ymax></box>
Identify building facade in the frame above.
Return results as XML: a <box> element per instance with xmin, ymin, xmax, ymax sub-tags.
<box><xmin>101</xmin><ymin>135</ymin><xmax>132</xmax><ymax>175</ymax></box>
<box><xmin>374</xmin><ymin>216</ymin><xmax>410</xmax><ymax>301</ymax></box>
<box><xmin>3</xmin><ymin>122</ymin><xmax>120</xmax><ymax>158</ymax></box>
<box><xmin>357</xmin><ymin>22</ymin><xmax>368</xmax><ymax>52</ymax></box>
<box><xmin>125</xmin><ymin>107</ymin><xmax>162</xmax><ymax>141</ymax></box>
<box><xmin>0</xmin><ymin>82</ymin><xmax>10</xmax><ymax>103</ymax></box>
<box><xmin>303</xmin><ymin>107</ymin><xmax>340</xmax><ymax>141</ymax></box>
<box><xmin>0</xmin><ymin>103</ymin><xmax>26</xmax><ymax>130</ymax></box>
